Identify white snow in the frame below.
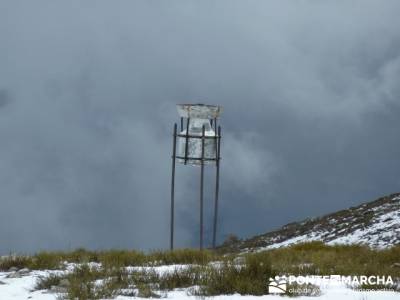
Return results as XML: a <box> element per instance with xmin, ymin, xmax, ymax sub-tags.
<box><xmin>0</xmin><ymin>270</ymin><xmax>57</xmax><ymax>300</ymax></box>
<box><xmin>253</xmin><ymin>231</ymin><xmax>323</xmax><ymax>251</ymax></box>
<box><xmin>262</xmin><ymin>234</ymin><xmax>319</xmax><ymax>250</ymax></box>
<box><xmin>113</xmin><ymin>289</ymin><xmax>399</xmax><ymax>300</ymax></box>
<box><xmin>1</xmin><ymin>268</ymin><xmax>398</xmax><ymax>300</ymax></box>
<box><xmin>250</xmin><ymin>197</ymin><xmax>400</xmax><ymax>251</ymax></box>
<box><xmin>327</xmin><ymin>210</ymin><xmax>400</xmax><ymax>248</ymax></box>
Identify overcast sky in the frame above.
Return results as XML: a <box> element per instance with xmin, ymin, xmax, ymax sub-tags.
<box><xmin>0</xmin><ymin>1</ymin><xmax>399</xmax><ymax>254</ymax></box>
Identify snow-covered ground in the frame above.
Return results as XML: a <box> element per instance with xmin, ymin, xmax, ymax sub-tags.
<box><xmin>0</xmin><ymin>270</ymin><xmax>55</xmax><ymax>300</ymax></box>
<box><xmin>0</xmin><ymin>268</ymin><xmax>398</xmax><ymax>300</ymax></box>
<box><xmin>237</xmin><ymin>194</ymin><xmax>400</xmax><ymax>253</ymax></box>
<box><xmin>250</xmin><ymin>198</ymin><xmax>400</xmax><ymax>252</ymax></box>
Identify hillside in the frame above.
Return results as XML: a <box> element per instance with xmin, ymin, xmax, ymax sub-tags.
<box><xmin>219</xmin><ymin>193</ymin><xmax>400</xmax><ymax>252</ymax></box>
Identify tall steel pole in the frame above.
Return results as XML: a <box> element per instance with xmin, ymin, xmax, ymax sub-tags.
<box><xmin>212</xmin><ymin>126</ymin><xmax>221</xmax><ymax>248</ymax></box>
<box><xmin>200</xmin><ymin>125</ymin><xmax>205</xmax><ymax>250</ymax></box>
<box><xmin>170</xmin><ymin>123</ymin><xmax>177</xmax><ymax>250</ymax></box>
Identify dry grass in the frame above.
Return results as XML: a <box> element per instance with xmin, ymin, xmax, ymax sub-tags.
<box><xmin>0</xmin><ymin>248</ymin><xmax>219</xmax><ymax>271</ymax></box>
<box><xmin>266</xmin><ymin>242</ymin><xmax>400</xmax><ymax>277</ymax></box>
<box><xmin>3</xmin><ymin>242</ymin><xmax>399</xmax><ymax>298</ymax></box>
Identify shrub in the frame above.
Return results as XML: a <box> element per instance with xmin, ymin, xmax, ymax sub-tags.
<box><xmin>149</xmin><ymin>248</ymin><xmax>216</xmax><ymax>266</ymax></box>
<box><xmin>0</xmin><ymin>255</ymin><xmax>32</xmax><ymax>271</ymax></box>
<box><xmin>158</xmin><ymin>266</ymin><xmax>202</xmax><ymax>290</ymax></box>
<box><xmin>198</xmin><ymin>252</ymin><xmax>274</xmax><ymax>296</ymax></box>
<box><xmin>31</xmin><ymin>252</ymin><xmax>63</xmax><ymax>270</ymax></box>
<box><xmin>137</xmin><ymin>283</ymin><xmax>160</xmax><ymax>298</ymax></box>
<box><xmin>62</xmin><ymin>248</ymin><xmax>99</xmax><ymax>264</ymax></box>
<box><xmin>98</xmin><ymin>250</ymin><xmax>146</xmax><ymax>268</ymax></box>
<box><xmin>62</xmin><ymin>264</ymin><xmax>109</xmax><ymax>300</ymax></box>
<box><xmin>35</xmin><ymin>273</ymin><xmax>62</xmax><ymax>290</ymax></box>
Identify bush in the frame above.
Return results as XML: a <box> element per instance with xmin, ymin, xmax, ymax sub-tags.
<box><xmin>0</xmin><ymin>255</ymin><xmax>32</xmax><ymax>271</ymax></box>
<box><xmin>62</xmin><ymin>264</ymin><xmax>110</xmax><ymax>300</ymax></box>
<box><xmin>62</xmin><ymin>248</ymin><xmax>99</xmax><ymax>264</ymax></box>
<box><xmin>98</xmin><ymin>250</ymin><xmax>146</xmax><ymax>268</ymax></box>
<box><xmin>198</xmin><ymin>252</ymin><xmax>275</xmax><ymax>296</ymax></box>
<box><xmin>35</xmin><ymin>273</ymin><xmax>62</xmax><ymax>290</ymax></box>
<box><xmin>149</xmin><ymin>248</ymin><xmax>216</xmax><ymax>266</ymax></box>
<box><xmin>158</xmin><ymin>266</ymin><xmax>202</xmax><ymax>290</ymax></box>
<box><xmin>31</xmin><ymin>252</ymin><xmax>63</xmax><ymax>270</ymax></box>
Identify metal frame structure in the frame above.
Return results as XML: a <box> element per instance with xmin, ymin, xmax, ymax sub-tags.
<box><xmin>170</xmin><ymin>115</ymin><xmax>222</xmax><ymax>250</ymax></box>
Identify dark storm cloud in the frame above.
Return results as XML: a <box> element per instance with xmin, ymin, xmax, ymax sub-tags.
<box><xmin>0</xmin><ymin>1</ymin><xmax>400</xmax><ymax>253</ymax></box>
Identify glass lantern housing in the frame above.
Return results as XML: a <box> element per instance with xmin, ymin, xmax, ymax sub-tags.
<box><xmin>176</xmin><ymin>104</ymin><xmax>221</xmax><ymax>166</ymax></box>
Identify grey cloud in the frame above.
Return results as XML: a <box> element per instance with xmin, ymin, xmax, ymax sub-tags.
<box><xmin>0</xmin><ymin>1</ymin><xmax>399</xmax><ymax>253</ymax></box>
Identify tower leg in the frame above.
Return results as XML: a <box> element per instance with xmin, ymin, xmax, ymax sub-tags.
<box><xmin>170</xmin><ymin>123</ymin><xmax>177</xmax><ymax>250</ymax></box>
<box><xmin>212</xmin><ymin>126</ymin><xmax>221</xmax><ymax>249</ymax></box>
<box><xmin>200</xmin><ymin>125</ymin><xmax>205</xmax><ymax>250</ymax></box>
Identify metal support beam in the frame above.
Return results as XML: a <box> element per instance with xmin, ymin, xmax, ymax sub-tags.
<box><xmin>212</xmin><ymin>126</ymin><xmax>221</xmax><ymax>249</ymax></box>
<box><xmin>170</xmin><ymin>123</ymin><xmax>177</xmax><ymax>250</ymax></box>
<box><xmin>184</xmin><ymin>118</ymin><xmax>190</xmax><ymax>165</ymax></box>
<box><xmin>200</xmin><ymin>125</ymin><xmax>205</xmax><ymax>250</ymax></box>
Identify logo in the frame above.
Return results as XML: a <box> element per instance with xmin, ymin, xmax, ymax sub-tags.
<box><xmin>268</xmin><ymin>276</ymin><xmax>287</xmax><ymax>294</ymax></box>
<box><xmin>267</xmin><ymin>275</ymin><xmax>394</xmax><ymax>294</ymax></box>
